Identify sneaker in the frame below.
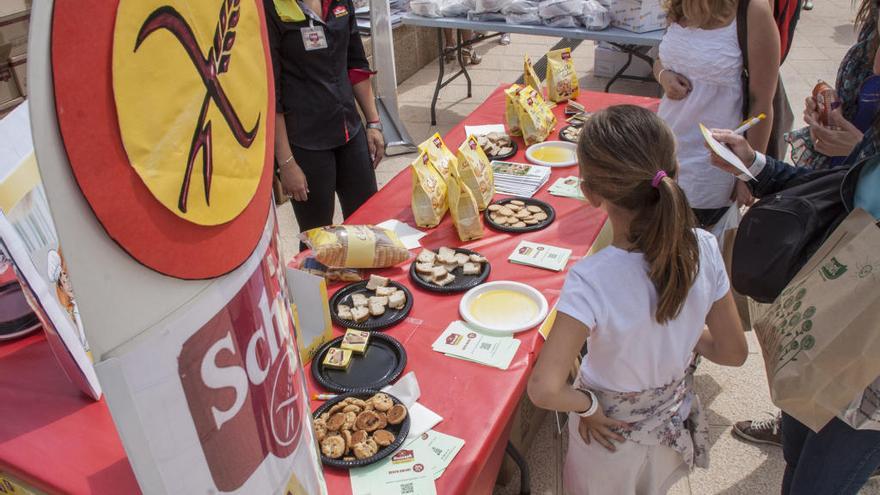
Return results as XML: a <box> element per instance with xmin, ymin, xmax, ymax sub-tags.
<box><xmin>732</xmin><ymin>413</ymin><xmax>782</xmax><ymax>447</ymax></box>
<box><xmin>803</xmin><ymin>0</ymin><xmax>813</xmax><ymax>9</ymax></box>
<box><xmin>499</xmin><ymin>33</ymin><xmax>511</xmax><ymax>45</ymax></box>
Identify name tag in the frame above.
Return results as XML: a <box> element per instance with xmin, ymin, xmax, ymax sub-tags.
<box><xmin>301</xmin><ymin>25</ymin><xmax>328</xmax><ymax>51</ymax></box>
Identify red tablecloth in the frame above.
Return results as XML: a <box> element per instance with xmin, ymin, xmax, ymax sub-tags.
<box><xmin>307</xmin><ymin>87</ymin><xmax>659</xmax><ymax>495</ymax></box>
<box><xmin>0</xmin><ymin>87</ymin><xmax>657</xmax><ymax>495</ymax></box>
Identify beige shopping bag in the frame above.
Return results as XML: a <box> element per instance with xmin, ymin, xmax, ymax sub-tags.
<box><xmin>754</xmin><ymin>208</ymin><xmax>880</xmax><ymax>432</ymax></box>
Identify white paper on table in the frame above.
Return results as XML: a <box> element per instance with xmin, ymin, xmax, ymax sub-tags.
<box><xmin>383</xmin><ymin>372</ymin><xmax>443</xmax><ymax>442</ymax></box>
<box><xmin>699</xmin><ymin>124</ymin><xmax>754</xmax><ymax>179</ymax></box>
<box><xmin>464</xmin><ymin>124</ymin><xmax>505</xmax><ymax>137</ymax></box>
<box><xmin>376</xmin><ymin>219</ymin><xmax>426</xmax><ymax>250</ymax></box>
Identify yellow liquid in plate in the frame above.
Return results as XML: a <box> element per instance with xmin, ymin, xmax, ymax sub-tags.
<box><xmin>469</xmin><ymin>289</ymin><xmax>539</xmax><ymax>329</ymax></box>
<box><xmin>532</xmin><ymin>146</ymin><xmax>573</xmax><ymax>163</ymax></box>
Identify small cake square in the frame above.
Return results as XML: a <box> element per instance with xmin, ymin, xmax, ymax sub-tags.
<box><xmin>341</xmin><ymin>329</ymin><xmax>370</xmax><ymax>354</ymax></box>
<box><xmin>322</xmin><ymin>347</ymin><xmax>352</xmax><ymax>370</ymax></box>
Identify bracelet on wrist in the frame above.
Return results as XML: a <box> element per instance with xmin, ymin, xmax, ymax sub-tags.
<box><xmin>281</xmin><ymin>155</ymin><xmax>295</xmax><ymax>167</ymax></box>
<box><xmin>575</xmin><ymin>388</ymin><xmax>600</xmax><ymax>418</ymax></box>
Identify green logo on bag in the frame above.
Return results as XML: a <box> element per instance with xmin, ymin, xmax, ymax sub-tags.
<box><xmin>820</xmin><ymin>257</ymin><xmax>848</xmax><ymax>280</ymax></box>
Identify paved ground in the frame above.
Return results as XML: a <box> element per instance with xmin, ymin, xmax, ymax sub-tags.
<box><xmin>277</xmin><ymin>0</ymin><xmax>880</xmax><ymax>492</ymax></box>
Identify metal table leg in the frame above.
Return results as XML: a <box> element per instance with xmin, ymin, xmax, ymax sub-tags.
<box><xmin>604</xmin><ymin>43</ymin><xmax>657</xmax><ymax>92</ymax></box>
<box><xmin>456</xmin><ymin>30</ymin><xmax>472</xmax><ymax>98</ymax></box>
<box><xmin>430</xmin><ymin>28</ymin><xmax>446</xmax><ymax>126</ymax></box>
<box><xmin>506</xmin><ymin>441</ymin><xmax>531</xmax><ymax>495</ymax></box>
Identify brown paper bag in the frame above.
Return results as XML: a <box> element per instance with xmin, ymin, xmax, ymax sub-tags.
<box><xmin>753</xmin><ymin>209</ymin><xmax>880</xmax><ymax>432</ymax></box>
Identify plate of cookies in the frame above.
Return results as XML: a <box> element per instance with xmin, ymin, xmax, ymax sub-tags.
<box><xmin>409</xmin><ymin>247</ymin><xmax>491</xmax><ymax>293</ymax></box>
<box><xmin>330</xmin><ymin>275</ymin><xmax>413</xmax><ymax>331</ymax></box>
<box><xmin>312</xmin><ymin>391</ymin><xmax>411</xmax><ymax>468</ymax></box>
<box><xmin>559</xmin><ymin>124</ymin><xmax>582</xmax><ymax>144</ymax></box>
<box><xmin>312</xmin><ymin>330</ymin><xmax>407</xmax><ymax>392</ymax></box>
<box><xmin>484</xmin><ymin>197</ymin><xmax>555</xmax><ymax>233</ymax></box>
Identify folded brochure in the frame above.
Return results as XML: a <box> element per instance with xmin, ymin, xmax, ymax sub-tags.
<box><xmin>432</xmin><ymin>320</ymin><xmax>521</xmax><ymax>370</ymax></box>
<box><xmin>350</xmin><ymin>430</ymin><xmax>466</xmax><ymax>494</ymax></box>
<box><xmin>548</xmin><ymin>176</ymin><xmax>585</xmax><ymax>200</ymax></box>
<box><xmin>491</xmin><ymin>160</ymin><xmax>551</xmax><ymax>197</ymax></box>
<box><xmin>509</xmin><ymin>240</ymin><xmax>572</xmax><ymax>272</ymax></box>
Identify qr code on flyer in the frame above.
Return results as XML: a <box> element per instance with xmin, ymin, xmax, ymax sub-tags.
<box><xmin>400</xmin><ymin>482</ymin><xmax>414</xmax><ymax>494</ymax></box>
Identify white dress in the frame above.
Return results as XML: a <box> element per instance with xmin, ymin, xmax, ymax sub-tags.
<box><xmin>659</xmin><ymin>21</ymin><xmax>743</xmax><ymax>210</ymax></box>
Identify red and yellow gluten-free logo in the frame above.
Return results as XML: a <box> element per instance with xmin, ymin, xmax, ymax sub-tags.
<box><xmin>113</xmin><ymin>0</ymin><xmax>267</xmax><ymax>225</ymax></box>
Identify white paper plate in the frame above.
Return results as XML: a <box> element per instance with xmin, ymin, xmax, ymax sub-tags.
<box><xmin>459</xmin><ymin>281</ymin><xmax>549</xmax><ymax>334</ymax></box>
<box><xmin>525</xmin><ymin>141</ymin><xmax>578</xmax><ymax>168</ymax></box>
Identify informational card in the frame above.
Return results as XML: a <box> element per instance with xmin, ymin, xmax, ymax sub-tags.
<box><xmin>508</xmin><ymin>241</ymin><xmax>572</xmax><ymax>272</ymax></box>
<box><xmin>432</xmin><ymin>321</ymin><xmax>521</xmax><ymax>370</ymax></box>
<box><xmin>464</xmin><ymin>124</ymin><xmax>505</xmax><ymax>137</ymax></box>
<box><xmin>376</xmin><ymin>219</ymin><xmax>426</xmax><ymax>250</ymax></box>
<box><xmin>350</xmin><ymin>440</ymin><xmax>437</xmax><ymax>495</ymax></box>
<box><xmin>406</xmin><ymin>430</ymin><xmax>466</xmax><ymax>480</ymax></box>
<box><xmin>699</xmin><ymin>124</ymin><xmax>754</xmax><ymax>179</ymax></box>
<box><xmin>548</xmin><ymin>176</ymin><xmax>586</xmax><ymax>199</ymax></box>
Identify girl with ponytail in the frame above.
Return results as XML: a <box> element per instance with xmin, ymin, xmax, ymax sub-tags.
<box><xmin>528</xmin><ymin>105</ymin><xmax>748</xmax><ymax>494</ymax></box>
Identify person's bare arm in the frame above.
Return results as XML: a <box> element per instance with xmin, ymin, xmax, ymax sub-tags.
<box><xmin>352</xmin><ymin>79</ymin><xmax>384</xmax><ymax>167</ymax></box>
<box><xmin>744</xmin><ymin>0</ymin><xmax>781</xmax><ymax>154</ymax></box>
<box><xmin>653</xmin><ymin>58</ymin><xmax>692</xmax><ymax>100</ymax></box>
<box><xmin>275</xmin><ymin>113</ymin><xmax>309</xmax><ymax>201</ymax></box>
<box><xmin>696</xmin><ymin>291</ymin><xmax>748</xmax><ymax>366</ymax></box>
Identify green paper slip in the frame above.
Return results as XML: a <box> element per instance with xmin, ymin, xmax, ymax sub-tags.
<box><xmin>548</xmin><ymin>176</ymin><xmax>585</xmax><ymax>199</ymax></box>
<box><xmin>508</xmin><ymin>240</ymin><xmax>572</xmax><ymax>272</ymax></box>
<box><xmin>350</xmin><ymin>440</ymin><xmax>437</xmax><ymax>495</ymax></box>
<box><xmin>432</xmin><ymin>321</ymin><xmax>521</xmax><ymax>369</ymax></box>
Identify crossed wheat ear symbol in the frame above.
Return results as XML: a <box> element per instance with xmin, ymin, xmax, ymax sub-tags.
<box><xmin>135</xmin><ymin>0</ymin><xmax>261</xmax><ymax>214</ymax></box>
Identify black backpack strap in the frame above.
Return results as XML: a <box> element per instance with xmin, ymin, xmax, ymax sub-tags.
<box><xmin>737</xmin><ymin>0</ymin><xmax>751</xmax><ymax>120</ymax></box>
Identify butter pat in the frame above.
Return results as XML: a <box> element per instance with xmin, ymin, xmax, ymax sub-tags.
<box><xmin>341</xmin><ymin>329</ymin><xmax>371</xmax><ymax>354</ymax></box>
<box><xmin>323</xmin><ymin>348</ymin><xmax>352</xmax><ymax>370</ymax></box>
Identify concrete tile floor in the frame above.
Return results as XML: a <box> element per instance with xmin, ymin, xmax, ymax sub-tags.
<box><xmin>277</xmin><ymin>0</ymin><xmax>880</xmax><ymax>491</ymax></box>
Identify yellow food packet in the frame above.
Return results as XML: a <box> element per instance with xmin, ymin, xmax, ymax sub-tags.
<box><xmin>417</xmin><ymin>132</ymin><xmax>457</xmax><ymax>180</ymax></box>
<box><xmin>300</xmin><ymin>225</ymin><xmax>411</xmax><ymax>268</ymax></box>
<box><xmin>446</xmin><ymin>163</ymin><xmax>484</xmax><ymax>242</ymax></box>
<box><xmin>456</xmin><ymin>135</ymin><xmax>495</xmax><ymax>210</ymax></box>
<box><xmin>504</xmin><ymin>84</ymin><xmax>524</xmax><ymax>136</ymax></box>
<box><xmin>524</xmin><ymin>55</ymin><xmax>542</xmax><ymax>94</ymax></box>
<box><xmin>517</xmin><ymin>86</ymin><xmax>555</xmax><ymax>145</ymax></box>
<box><xmin>546</xmin><ymin>48</ymin><xmax>579</xmax><ymax>102</ymax></box>
<box><xmin>410</xmin><ymin>150</ymin><xmax>448</xmax><ymax>228</ymax></box>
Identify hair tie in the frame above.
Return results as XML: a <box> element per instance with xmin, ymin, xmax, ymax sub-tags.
<box><xmin>651</xmin><ymin>170</ymin><xmax>668</xmax><ymax>189</ymax></box>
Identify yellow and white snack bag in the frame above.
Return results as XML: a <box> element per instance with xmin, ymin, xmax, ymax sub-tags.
<box><xmin>456</xmin><ymin>135</ymin><xmax>495</xmax><ymax>210</ymax></box>
<box><xmin>546</xmin><ymin>48</ymin><xmax>579</xmax><ymax>102</ymax></box>
<box><xmin>505</xmin><ymin>84</ymin><xmax>524</xmax><ymax>136</ymax></box>
<box><xmin>418</xmin><ymin>132</ymin><xmax>457</xmax><ymax>180</ymax></box>
<box><xmin>446</xmin><ymin>163</ymin><xmax>484</xmax><ymax>242</ymax></box>
<box><xmin>524</xmin><ymin>55</ymin><xmax>542</xmax><ymax>93</ymax></box>
<box><xmin>410</xmin><ymin>150</ymin><xmax>448</xmax><ymax>228</ymax></box>
<box><xmin>300</xmin><ymin>225</ymin><xmax>412</xmax><ymax>268</ymax></box>
<box><xmin>517</xmin><ymin>86</ymin><xmax>555</xmax><ymax>145</ymax></box>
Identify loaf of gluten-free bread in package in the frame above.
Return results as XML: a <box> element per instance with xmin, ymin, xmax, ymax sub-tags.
<box><xmin>417</xmin><ymin>132</ymin><xmax>457</xmax><ymax>180</ymax></box>
<box><xmin>300</xmin><ymin>225</ymin><xmax>411</xmax><ymax>268</ymax></box>
<box><xmin>505</xmin><ymin>84</ymin><xmax>524</xmax><ymax>136</ymax></box>
<box><xmin>410</xmin><ymin>150</ymin><xmax>448</xmax><ymax>228</ymax></box>
<box><xmin>446</xmin><ymin>162</ymin><xmax>484</xmax><ymax>241</ymax></box>
<box><xmin>517</xmin><ymin>85</ymin><xmax>555</xmax><ymax>145</ymax></box>
<box><xmin>546</xmin><ymin>47</ymin><xmax>579</xmax><ymax>102</ymax></box>
<box><xmin>456</xmin><ymin>135</ymin><xmax>495</xmax><ymax>210</ymax></box>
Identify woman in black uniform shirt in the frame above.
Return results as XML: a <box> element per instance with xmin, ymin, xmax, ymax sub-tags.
<box><xmin>265</xmin><ymin>0</ymin><xmax>384</xmax><ymax>233</ymax></box>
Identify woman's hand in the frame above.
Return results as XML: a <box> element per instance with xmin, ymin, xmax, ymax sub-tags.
<box><xmin>806</xmin><ymin>108</ymin><xmax>863</xmax><ymax>157</ymax></box>
<box><xmin>279</xmin><ymin>161</ymin><xmax>309</xmax><ymax>202</ymax></box>
<box><xmin>577</xmin><ymin>407</ymin><xmax>631</xmax><ymax>452</ymax></box>
<box><xmin>803</xmin><ymin>95</ymin><xmax>819</xmax><ymax>124</ymax></box>
<box><xmin>366</xmin><ymin>128</ymin><xmax>385</xmax><ymax>168</ymax></box>
<box><xmin>658</xmin><ymin>69</ymin><xmax>692</xmax><ymax>100</ymax></box>
<box><xmin>707</xmin><ymin>129</ymin><xmax>757</xmax><ymax>176</ymax></box>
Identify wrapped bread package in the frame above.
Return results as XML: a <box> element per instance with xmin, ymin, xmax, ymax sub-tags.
<box><xmin>517</xmin><ymin>86</ymin><xmax>556</xmax><ymax>145</ymax></box>
<box><xmin>546</xmin><ymin>47</ymin><xmax>579</xmax><ymax>102</ymax></box>
<box><xmin>524</xmin><ymin>55</ymin><xmax>542</xmax><ymax>93</ymax></box>
<box><xmin>446</xmin><ymin>164</ymin><xmax>484</xmax><ymax>241</ymax></box>
<box><xmin>411</xmin><ymin>150</ymin><xmax>449</xmax><ymax>228</ymax></box>
<box><xmin>417</xmin><ymin>132</ymin><xmax>457</xmax><ymax>180</ymax></box>
<box><xmin>300</xmin><ymin>225</ymin><xmax>411</xmax><ymax>268</ymax></box>
<box><xmin>456</xmin><ymin>135</ymin><xmax>495</xmax><ymax>210</ymax></box>
<box><xmin>505</xmin><ymin>84</ymin><xmax>524</xmax><ymax>136</ymax></box>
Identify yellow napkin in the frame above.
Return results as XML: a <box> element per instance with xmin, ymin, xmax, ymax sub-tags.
<box><xmin>274</xmin><ymin>0</ymin><xmax>306</xmax><ymax>22</ymax></box>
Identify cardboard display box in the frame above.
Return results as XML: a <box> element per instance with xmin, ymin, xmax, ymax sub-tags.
<box><xmin>0</xmin><ymin>9</ymin><xmax>29</xmax><ymax>58</ymax></box>
<box><xmin>593</xmin><ymin>44</ymin><xmax>657</xmax><ymax>79</ymax></box>
<box><xmin>9</xmin><ymin>53</ymin><xmax>25</xmax><ymax>96</ymax></box>
<box><xmin>599</xmin><ymin>0</ymin><xmax>666</xmax><ymax>33</ymax></box>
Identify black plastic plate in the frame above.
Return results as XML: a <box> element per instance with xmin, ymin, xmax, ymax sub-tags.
<box><xmin>329</xmin><ymin>281</ymin><xmax>413</xmax><ymax>331</ymax></box>
<box><xmin>409</xmin><ymin>248</ymin><xmax>491</xmax><ymax>294</ymax></box>
<box><xmin>484</xmin><ymin>197</ymin><xmax>556</xmax><ymax>234</ymax></box>
<box><xmin>312</xmin><ymin>333</ymin><xmax>407</xmax><ymax>393</ymax></box>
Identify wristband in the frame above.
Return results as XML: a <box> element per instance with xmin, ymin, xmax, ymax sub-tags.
<box><xmin>282</xmin><ymin>155</ymin><xmax>295</xmax><ymax>166</ymax></box>
<box><xmin>657</xmin><ymin>68</ymin><xmax>669</xmax><ymax>82</ymax></box>
<box><xmin>575</xmin><ymin>388</ymin><xmax>600</xmax><ymax>418</ymax></box>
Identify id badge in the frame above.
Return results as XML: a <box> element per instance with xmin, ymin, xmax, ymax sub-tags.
<box><xmin>301</xmin><ymin>25</ymin><xmax>328</xmax><ymax>51</ymax></box>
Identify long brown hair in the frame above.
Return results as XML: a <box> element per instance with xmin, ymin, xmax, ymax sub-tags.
<box><xmin>664</xmin><ymin>0</ymin><xmax>736</xmax><ymax>28</ymax></box>
<box><xmin>577</xmin><ymin>105</ymin><xmax>700</xmax><ymax>324</ymax></box>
